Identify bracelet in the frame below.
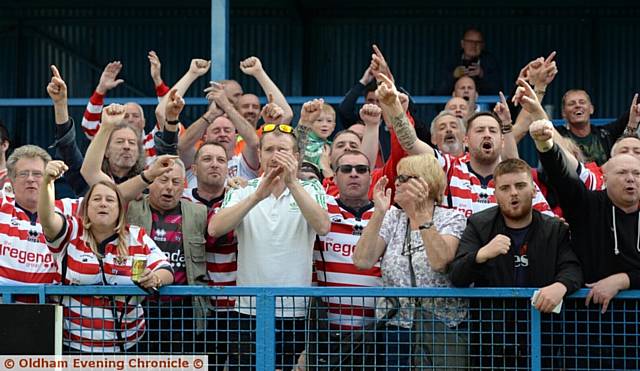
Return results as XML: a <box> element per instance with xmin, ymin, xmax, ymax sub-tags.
<box><xmin>534</xmin><ymin>89</ymin><xmax>546</xmax><ymax>96</ymax></box>
<box><xmin>624</xmin><ymin>126</ymin><xmax>637</xmax><ymax>136</ymax></box>
<box><xmin>140</xmin><ymin>172</ymin><xmax>153</xmax><ymax>185</ymax></box>
<box><xmin>501</xmin><ymin>122</ymin><xmax>513</xmax><ymax>134</ymax></box>
<box><xmin>166</xmin><ymin>119</ymin><xmax>179</xmax><ymax>126</ymax></box>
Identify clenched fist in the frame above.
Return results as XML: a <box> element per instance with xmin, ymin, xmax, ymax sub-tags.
<box><xmin>359</xmin><ymin>104</ymin><xmax>382</xmax><ymax>126</ymax></box>
<box><xmin>476</xmin><ymin>234</ymin><xmax>511</xmax><ymax>264</ymax></box>
<box><xmin>239</xmin><ymin>56</ymin><xmax>264</xmax><ymax>76</ymax></box>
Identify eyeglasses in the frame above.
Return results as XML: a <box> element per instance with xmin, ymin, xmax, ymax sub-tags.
<box><xmin>262</xmin><ymin>124</ymin><xmax>295</xmax><ymax>135</ymax></box>
<box><xmin>15</xmin><ymin>170</ymin><xmax>44</xmax><ymax>179</ymax></box>
<box><xmin>396</xmin><ymin>174</ymin><xmax>419</xmax><ymax>184</ymax></box>
<box><xmin>337</xmin><ymin>164</ymin><xmax>370</xmax><ymax>174</ymax></box>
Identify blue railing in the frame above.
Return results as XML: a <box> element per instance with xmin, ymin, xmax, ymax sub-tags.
<box><xmin>2</xmin><ymin>285</ymin><xmax>639</xmax><ymax>370</ymax></box>
<box><xmin>0</xmin><ymin>96</ymin><xmax>615</xmax><ymax>127</ymax></box>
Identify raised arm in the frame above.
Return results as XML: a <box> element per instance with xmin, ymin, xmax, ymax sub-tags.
<box><xmin>337</xmin><ymin>67</ymin><xmax>374</xmax><ymax>126</ymax></box>
<box><xmin>494</xmin><ymin>91</ymin><xmax>519</xmax><ymax>159</ymax></box>
<box><xmin>155</xmin><ymin>58</ymin><xmax>210</xmax><ymax>130</ymax></box>
<box><xmin>117</xmin><ymin>155</ymin><xmax>177</xmax><ymax>202</ymax></box>
<box><xmin>353</xmin><ymin>176</ymin><xmax>390</xmax><ymax>269</ymax></box>
<box><xmin>154</xmin><ymin>89</ymin><xmax>185</xmax><ymax>157</ymax></box>
<box><xmin>240</xmin><ymin>56</ymin><xmax>293</xmax><ymax>123</ymax></box>
<box><xmin>359</xmin><ymin>104</ymin><xmax>382</xmax><ymax>168</ymax></box>
<box><xmin>295</xmin><ymin>99</ymin><xmax>324</xmax><ymax>163</ymax></box>
<box><xmin>47</xmin><ymin>65</ymin><xmax>88</xmax><ymax>195</ymax></box>
<box><xmin>38</xmin><ymin>161</ymin><xmax>68</xmax><ymax>241</ymax></box>
<box><xmin>81</xmin><ymin>61</ymin><xmax>124</xmax><ymax>139</ymax></box>
<box><xmin>80</xmin><ymin>104</ymin><xmax>127</xmax><ymax>186</ymax></box>
<box><xmin>375</xmin><ymin>74</ymin><xmax>434</xmax><ymax>156</ymax></box>
<box><xmin>207</xmin><ymin>81</ymin><xmax>260</xmax><ymax>168</ymax></box>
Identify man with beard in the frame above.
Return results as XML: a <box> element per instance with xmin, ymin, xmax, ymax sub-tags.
<box><xmin>237</xmin><ymin>94</ymin><xmax>261</xmax><ymax>128</ymax></box>
<box><xmin>430</xmin><ymin>110</ymin><xmax>466</xmax><ymax>157</ymax></box>
<box><xmin>374</xmin><ymin>74</ymin><xmax>551</xmax><ymax>217</ymax></box>
<box><xmin>449</xmin><ymin>158</ymin><xmax>582</xmax><ymax>369</ymax></box>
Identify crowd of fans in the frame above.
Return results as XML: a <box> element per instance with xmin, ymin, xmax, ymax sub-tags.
<box><xmin>0</xmin><ymin>26</ymin><xmax>639</xmax><ymax>369</ymax></box>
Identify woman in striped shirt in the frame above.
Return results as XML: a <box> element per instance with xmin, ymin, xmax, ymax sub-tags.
<box><xmin>38</xmin><ymin>160</ymin><xmax>173</xmax><ymax>353</ymax></box>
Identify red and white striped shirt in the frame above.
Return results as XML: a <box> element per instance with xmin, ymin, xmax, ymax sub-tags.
<box><xmin>0</xmin><ymin>191</ymin><xmax>80</xmax><ymax>299</ymax></box>
<box><xmin>578</xmin><ymin>161</ymin><xmax>605</xmax><ymax>191</ymax></box>
<box><xmin>182</xmin><ymin>187</ymin><xmax>237</xmax><ymax>311</ymax></box>
<box><xmin>48</xmin><ymin>217</ymin><xmax>170</xmax><ymax>353</ymax></box>
<box><xmin>437</xmin><ymin>152</ymin><xmax>553</xmax><ymax>217</ymax></box>
<box><xmin>314</xmin><ymin>196</ymin><xmax>382</xmax><ymax>330</ymax></box>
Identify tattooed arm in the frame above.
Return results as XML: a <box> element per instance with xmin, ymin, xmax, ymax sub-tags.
<box><xmin>376</xmin><ymin>74</ymin><xmax>435</xmax><ymax>156</ymax></box>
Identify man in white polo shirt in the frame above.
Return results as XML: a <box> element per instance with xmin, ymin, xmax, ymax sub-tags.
<box><xmin>210</xmin><ymin>123</ymin><xmax>330</xmax><ymax>371</ymax></box>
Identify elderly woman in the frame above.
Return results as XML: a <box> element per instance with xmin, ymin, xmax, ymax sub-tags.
<box><xmin>353</xmin><ymin>154</ymin><xmax>468</xmax><ymax>369</ymax></box>
<box><xmin>38</xmin><ymin>160</ymin><xmax>174</xmax><ymax>353</ymax></box>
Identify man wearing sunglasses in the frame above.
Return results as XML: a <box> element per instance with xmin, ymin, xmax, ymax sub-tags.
<box><xmin>210</xmin><ymin>124</ymin><xmax>330</xmax><ymax>370</ymax></box>
<box><xmin>305</xmin><ymin>150</ymin><xmax>382</xmax><ymax>369</ymax></box>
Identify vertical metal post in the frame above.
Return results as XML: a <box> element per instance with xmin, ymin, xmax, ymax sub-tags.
<box><xmin>210</xmin><ymin>0</ymin><xmax>229</xmax><ymax>81</ymax></box>
<box><xmin>255</xmin><ymin>291</ymin><xmax>276</xmax><ymax>370</ymax></box>
<box><xmin>530</xmin><ymin>307</ymin><xmax>541</xmax><ymax>370</ymax></box>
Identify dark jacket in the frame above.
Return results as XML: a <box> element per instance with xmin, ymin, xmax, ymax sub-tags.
<box><xmin>539</xmin><ymin>143</ymin><xmax>640</xmax><ymax>288</ymax></box>
<box><xmin>448</xmin><ymin>206</ymin><xmax>583</xmax><ymax>294</ymax></box>
<box><xmin>436</xmin><ymin>50</ymin><xmax>502</xmax><ymax>95</ymax></box>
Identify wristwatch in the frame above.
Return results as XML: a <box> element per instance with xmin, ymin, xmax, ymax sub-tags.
<box><xmin>418</xmin><ymin>221</ymin><xmax>434</xmax><ymax>230</ymax></box>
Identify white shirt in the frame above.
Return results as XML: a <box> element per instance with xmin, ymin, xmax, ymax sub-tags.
<box><xmin>221</xmin><ymin>177</ymin><xmax>327</xmax><ymax>317</ymax></box>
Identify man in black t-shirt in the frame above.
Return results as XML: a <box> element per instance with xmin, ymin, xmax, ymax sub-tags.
<box><xmin>449</xmin><ymin>158</ymin><xmax>582</xmax><ymax>369</ymax></box>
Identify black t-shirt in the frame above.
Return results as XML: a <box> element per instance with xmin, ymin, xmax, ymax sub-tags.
<box><xmin>505</xmin><ymin>225</ymin><xmax>531</xmax><ymax>287</ymax></box>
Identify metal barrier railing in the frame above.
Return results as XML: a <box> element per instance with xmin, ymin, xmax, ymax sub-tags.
<box><xmin>1</xmin><ymin>285</ymin><xmax>639</xmax><ymax>370</ymax></box>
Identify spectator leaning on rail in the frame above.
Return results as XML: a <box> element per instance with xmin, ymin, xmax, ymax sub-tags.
<box><xmin>210</xmin><ymin>123</ymin><xmax>330</xmax><ymax>371</ymax></box>
<box><xmin>301</xmin><ymin>149</ymin><xmax>383</xmax><ymax>370</ymax></box>
<box><xmin>525</xmin><ymin>77</ymin><xmax>640</xmax><ymax>370</ymax></box>
<box><xmin>353</xmin><ymin>154</ymin><xmax>468</xmax><ymax>370</ymax></box>
<box><xmin>448</xmin><ymin>158</ymin><xmax>582</xmax><ymax>370</ymax></box>
<box><xmin>37</xmin><ymin>160</ymin><xmax>173</xmax><ymax>353</ymax></box>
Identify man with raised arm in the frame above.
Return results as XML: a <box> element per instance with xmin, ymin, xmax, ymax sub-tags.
<box><xmin>210</xmin><ymin>123</ymin><xmax>329</xmax><ymax>371</ymax></box>
<box><xmin>374</xmin><ymin>73</ymin><xmax>551</xmax><ymax>217</ymax></box>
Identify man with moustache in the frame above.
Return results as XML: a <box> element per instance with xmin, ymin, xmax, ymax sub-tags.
<box><xmin>448</xmin><ymin>158</ymin><xmax>582</xmax><ymax>369</ymax></box>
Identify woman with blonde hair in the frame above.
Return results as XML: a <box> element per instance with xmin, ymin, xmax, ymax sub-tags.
<box><xmin>38</xmin><ymin>160</ymin><xmax>173</xmax><ymax>353</ymax></box>
<box><xmin>354</xmin><ymin>154</ymin><xmax>468</xmax><ymax>369</ymax></box>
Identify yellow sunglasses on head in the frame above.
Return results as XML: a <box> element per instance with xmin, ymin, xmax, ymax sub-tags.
<box><xmin>262</xmin><ymin>123</ymin><xmax>295</xmax><ymax>135</ymax></box>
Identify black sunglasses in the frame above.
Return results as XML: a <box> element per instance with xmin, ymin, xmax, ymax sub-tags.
<box><xmin>337</xmin><ymin>164</ymin><xmax>370</xmax><ymax>174</ymax></box>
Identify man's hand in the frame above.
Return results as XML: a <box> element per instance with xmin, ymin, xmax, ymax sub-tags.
<box><xmin>227</xmin><ymin>176</ymin><xmax>248</xmax><ymax>190</ymax></box>
<box><xmin>44</xmin><ymin>160</ymin><xmax>68</xmax><ymax>184</ymax></box>
<box><xmin>585</xmin><ymin>273</ymin><xmax>630</xmax><ymax>314</ymax></box>
<box><xmin>96</xmin><ymin>61</ymin><xmax>124</xmax><ymax>95</ymax></box>
<box><xmin>494</xmin><ymin>91</ymin><xmax>512</xmax><ymax>127</ymax></box>
<box><xmin>534</xmin><ymin>282</ymin><xmax>567</xmax><ymax>313</ymax></box>
<box><xmin>476</xmin><ymin>234</ymin><xmax>511</xmax><ymax>264</ymax></box>
<box><xmin>188</xmin><ymin>59</ymin><xmax>211</xmax><ymax>77</ymax></box>
<box><xmin>529</xmin><ymin>119</ymin><xmax>555</xmax><ymax>152</ymax></box>
<box><xmin>46</xmin><ymin>65</ymin><xmax>67</xmax><ymax>104</ymax></box>
<box><xmin>204</xmin><ymin>81</ymin><xmax>232</xmax><ymax>112</ymax></box>
<box><xmin>165</xmin><ymin>89</ymin><xmax>185</xmax><ymax>122</ymax></box>
<box><xmin>466</xmin><ymin>63</ymin><xmax>484</xmax><ymax>78</ymax></box>
<box><xmin>359</xmin><ymin>66</ymin><xmax>374</xmax><ymax>86</ymax></box>
<box><xmin>239</xmin><ymin>56</ymin><xmax>264</xmax><ymax>76</ymax></box>
<box><xmin>628</xmin><ymin>93</ymin><xmax>640</xmax><ymax>129</ymax></box>
<box><xmin>299</xmin><ymin>98</ymin><xmax>324</xmax><ymax>126</ymax></box>
<box><xmin>375</xmin><ymin>73</ymin><xmax>400</xmax><ymax>108</ymax></box>
<box><xmin>372</xmin><ymin>176</ymin><xmax>392</xmax><ymax>212</ymax></box>
<box><xmin>144</xmin><ymin>155</ymin><xmax>178</xmax><ymax>183</ymax></box>
<box><xmin>260</xmin><ymin>93</ymin><xmax>285</xmax><ymax>124</ymax></box>
<box><xmin>528</xmin><ymin>52</ymin><xmax>557</xmax><ymax>89</ymax></box>
<box><xmin>370</xmin><ymin>44</ymin><xmax>394</xmax><ymax>83</ymax></box>
<box><xmin>359</xmin><ymin>104</ymin><xmax>382</xmax><ymax>126</ymax></box>
<box><xmin>512</xmin><ymin>79</ymin><xmax>547</xmax><ymax>121</ymax></box>
<box><xmin>148</xmin><ymin>50</ymin><xmax>163</xmax><ymax>87</ymax></box>
<box><xmin>101</xmin><ymin>103</ymin><xmax>127</xmax><ymax>128</ymax></box>
<box><xmin>254</xmin><ymin>167</ymin><xmax>283</xmax><ymax>201</ymax></box>
<box><xmin>273</xmin><ymin>151</ymin><xmax>299</xmax><ymax>186</ymax></box>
